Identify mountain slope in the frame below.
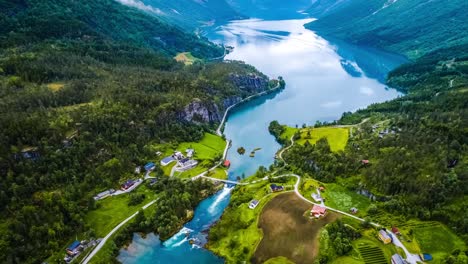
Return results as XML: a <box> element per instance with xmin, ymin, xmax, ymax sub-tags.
<box><xmin>117</xmin><ymin>0</ymin><xmax>244</xmax><ymax>31</ymax></box>
<box><xmin>0</xmin><ymin>0</ymin><xmax>223</xmax><ymax>58</ymax></box>
<box><xmin>227</xmin><ymin>0</ymin><xmax>312</xmax><ymax>19</ymax></box>
<box><xmin>305</xmin><ymin>0</ymin><xmax>468</xmax><ymax>58</ymax></box>
<box><xmin>0</xmin><ymin>0</ymin><xmax>278</xmax><ymax>263</ymax></box>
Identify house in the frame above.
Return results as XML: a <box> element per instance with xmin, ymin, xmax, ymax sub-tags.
<box><xmin>312</xmin><ymin>193</ymin><xmax>323</xmax><ymax>202</ymax></box>
<box><xmin>93</xmin><ymin>189</ymin><xmax>115</xmax><ymax>200</ymax></box>
<box><xmin>156</xmin><ymin>151</ymin><xmax>162</xmax><ymax>156</ymax></box>
<box><xmin>378</xmin><ymin>230</ymin><xmax>392</xmax><ymax>244</ymax></box>
<box><xmin>121</xmin><ymin>180</ymin><xmax>135</xmax><ymax>191</ymax></box>
<box><xmin>174</xmin><ymin>151</ymin><xmax>184</xmax><ymax>160</ymax></box>
<box><xmin>223</xmin><ymin>160</ymin><xmax>231</xmax><ymax>168</ymax></box>
<box><xmin>311</xmin><ymin>205</ymin><xmax>327</xmax><ymax>218</ymax></box>
<box><xmin>66</xmin><ymin>240</ymin><xmax>81</xmax><ymax>256</ymax></box>
<box><xmin>319</xmin><ymin>186</ymin><xmax>325</xmax><ymax>192</ymax></box>
<box><xmin>270</xmin><ymin>184</ymin><xmax>284</xmax><ymax>192</ymax></box>
<box><xmin>350</xmin><ymin>207</ymin><xmax>358</xmax><ymax>214</ymax></box>
<box><xmin>249</xmin><ymin>199</ymin><xmax>259</xmax><ymax>209</ymax></box>
<box><xmin>160</xmin><ymin>156</ymin><xmax>175</xmax><ymax>166</ymax></box>
<box><xmin>391</xmin><ymin>254</ymin><xmax>405</xmax><ymax>264</ymax></box>
<box><xmin>135</xmin><ymin>166</ymin><xmax>141</xmax><ymax>174</ymax></box>
<box><xmin>178</xmin><ymin>158</ymin><xmax>198</xmax><ymax>171</ymax></box>
<box><xmin>186</xmin><ymin>148</ymin><xmax>195</xmax><ymax>158</ymax></box>
<box><xmin>144</xmin><ymin>162</ymin><xmax>156</xmax><ymax>171</ymax></box>
<box><xmin>391</xmin><ymin>226</ymin><xmax>401</xmax><ymax>235</ymax></box>
<box><xmin>361</xmin><ymin>160</ymin><xmax>370</xmax><ymax>165</ymax></box>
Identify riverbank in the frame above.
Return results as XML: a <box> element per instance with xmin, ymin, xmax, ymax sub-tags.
<box><xmin>216</xmin><ymin>79</ymin><xmax>285</xmax><ymax>136</ymax></box>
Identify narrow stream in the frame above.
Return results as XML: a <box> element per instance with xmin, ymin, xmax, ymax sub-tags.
<box><xmin>118</xmin><ymin>18</ymin><xmax>407</xmax><ymax>263</ymax></box>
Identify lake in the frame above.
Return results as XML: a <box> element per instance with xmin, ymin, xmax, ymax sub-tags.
<box><xmin>118</xmin><ymin>18</ymin><xmax>407</xmax><ymax>263</ymax></box>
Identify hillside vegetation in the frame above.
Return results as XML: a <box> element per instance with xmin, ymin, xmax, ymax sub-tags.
<box><xmin>305</xmin><ymin>0</ymin><xmax>468</xmax><ymax>58</ymax></box>
<box><xmin>0</xmin><ymin>0</ymin><xmax>271</xmax><ymax>262</ymax></box>
<box><xmin>118</xmin><ymin>0</ymin><xmax>244</xmax><ymax>30</ymax></box>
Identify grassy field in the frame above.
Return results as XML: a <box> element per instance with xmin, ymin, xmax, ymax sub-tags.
<box><xmin>47</xmin><ymin>82</ymin><xmax>65</xmax><ymax>91</ymax></box>
<box><xmin>207</xmin><ymin>178</ymin><xmax>296</xmax><ymax>262</ymax></box>
<box><xmin>156</xmin><ymin>133</ymin><xmax>226</xmax><ymax>177</ymax></box>
<box><xmin>174</xmin><ymin>52</ymin><xmax>200</xmax><ymax>65</ymax></box>
<box><xmin>85</xmin><ymin>185</ymin><xmax>156</xmax><ymax>237</ymax></box>
<box><xmin>281</xmin><ymin>126</ymin><xmax>349</xmax><ymax>152</ymax></box>
<box><xmin>264</xmin><ymin>256</ymin><xmax>295</xmax><ymax>264</ymax></box>
<box><xmin>410</xmin><ymin>222</ymin><xmax>466</xmax><ymax>262</ymax></box>
<box><xmin>254</xmin><ymin>192</ymin><xmax>339</xmax><ymax>264</ymax></box>
<box><xmin>321</xmin><ymin>181</ymin><xmax>372</xmax><ymax>218</ymax></box>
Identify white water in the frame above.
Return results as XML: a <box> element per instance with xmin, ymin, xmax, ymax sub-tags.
<box><xmin>207</xmin><ymin>186</ymin><xmax>233</xmax><ymax>214</ymax></box>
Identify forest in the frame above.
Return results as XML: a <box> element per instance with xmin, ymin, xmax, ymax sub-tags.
<box><xmin>0</xmin><ymin>0</ymin><xmax>270</xmax><ymax>263</ymax></box>
<box><xmin>273</xmin><ymin>43</ymin><xmax>468</xmax><ymax>245</ymax></box>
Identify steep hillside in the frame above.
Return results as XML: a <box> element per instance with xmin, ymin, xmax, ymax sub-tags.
<box><xmin>0</xmin><ymin>0</ymin><xmax>223</xmax><ymax>58</ymax></box>
<box><xmin>227</xmin><ymin>0</ymin><xmax>312</xmax><ymax>19</ymax></box>
<box><xmin>117</xmin><ymin>0</ymin><xmax>244</xmax><ymax>30</ymax></box>
<box><xmin>0</xmin><ymin>0</ymin><xmax>278</xmax><ymax>263</ymax></box>
<box><xmin>305</xmin><ymin>0</ymin><xmax>468</xmax><ymax>58</ymax></box>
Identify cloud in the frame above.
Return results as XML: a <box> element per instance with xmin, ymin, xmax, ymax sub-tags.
<box><xmin>116</xmin><ymin>0</ymin><xmax>164</xmax><ymax>15</ymax></box>
<box><xmin>321</xmin><ymin>101</ymin><xmax>342</xmax><ymax>108</ymax></box>
<box><xmin>359</xmin><ymin>86</ymin><xmax>374</xmax><ymax>96</ymax></box>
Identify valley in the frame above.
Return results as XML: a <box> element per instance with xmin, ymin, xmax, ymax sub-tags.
<box><xmin>0</xmin><ymin>1</ymin><xmax>466</xmax><ymax>264</ymax></box>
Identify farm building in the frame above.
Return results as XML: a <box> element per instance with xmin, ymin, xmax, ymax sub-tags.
<box><xmin>144</xmin><ymin>162</ymin><xmax>156</xmax><ymax>171</ymax></box>
<box><xmin>391</xmin><ymin>253</ymin><xmax>405</xmax><ymax>264</ymax></box>
<box><xmin>160</xmin><ymin>156</ymin><xmax>175</xmax><ymax>166</ymax></box>
<box><xmin>311</xmin><ymin>205</ymin><xmax>327</xmax><ymax>218</ymax></box>
<box><xmin>121</xmin><ymin>180</ymin><xmax>135</xmax><ymax>191</ymax></box>
<box><xmin>178</xmin><ymin>158</ymin><xmax>198</xmax><ymax>171</ymax></box>
<box><xmin>66</xmin><ymin>240</ymin><xmax>81</xmax><ymax>256</ymax></box>
<box><xmin>378</xmin><ymin>230</ymin><xmax>392</xmax><ymax>244</ymax></box>
<box><xmin>186</xmin><ymin>148</ymin><xmax>195</xmax><ymax>157</ymax></box>
<box><xmin>249</xmin><ymin>199</ymin><xmax>259</xmax><ymax>209</ymax></box>
<box><xmin>223</xmin><ymin>160</ymin><xmax>231</xmax><ymax>168</ymax></box>
<box><xmin>270</xmin><ymin>184</ymin><xmax>284</xmax><ymax>192</ymax></box>
<box><xmin>93</xmin><ymin>189</ymin><xmax>115</xmax><ymax>200</ymax></box>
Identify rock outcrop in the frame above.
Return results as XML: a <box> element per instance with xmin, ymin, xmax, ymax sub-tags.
<box><xmin>229</xmin><ymin>73</ymin><xmax>268</xmax><ymax>93</ymax></box>
<box><xmin>180</xmin><ymin>99</ymin><xmax>222</xmax><ymax>123</ymax></box>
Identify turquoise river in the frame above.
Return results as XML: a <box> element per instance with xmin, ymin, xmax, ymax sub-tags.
<box><xmin>117</xmin><ymin>18</ymin><xmax>407</xmax><ymax>263</ymax></box>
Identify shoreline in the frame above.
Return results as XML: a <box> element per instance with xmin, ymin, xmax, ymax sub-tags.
<box><xmin>216</xmin><ymin>81</ymin><xmax>285</xmax><ymax>136</ymax></box>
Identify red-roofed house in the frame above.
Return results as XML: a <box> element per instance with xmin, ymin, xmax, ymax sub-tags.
<box><xmin>311</xmin><ymin>205</ymin><xmax>327</xmax><ymax>218</ymax></box>
<box><xmin>361</xmin><ymin>160</ymin><xmax>370</xmax><ymax>165</ymax></box>
<box><xmin>391</xmin><ymin>226</ymin><xmax>401</xmax><ymax>235</ymax></box>
<box><xmin>223</xmin><ymin>160</ymin><xmax>231</xmax><ymax>168</ymax></box>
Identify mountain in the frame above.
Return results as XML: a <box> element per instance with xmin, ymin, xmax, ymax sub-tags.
<box><xmin>305</xmin><ymin>0</ymin><xmax>468</xmax><ymax>58</ymax></box>
<box><xmin>117</xmin><ymin>0</ymin><xmax>244</xmax><ymax>31</ymax></box>
<box><xmin>0</xmin><ymin>0</ymin><xmax>278</xmax><ymax>262</ymax></box>
<box><xmin>227</xmin><ymin>0</ymin><xmax>313</xmax><ymax>19</ymax></box>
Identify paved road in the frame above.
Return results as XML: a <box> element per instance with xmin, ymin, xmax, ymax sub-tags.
<box><xmin>81</xmin><ymin>199</ymin><xmax>158</xmax><ymax>264</ymax></box>
<box><xmin>390</xmin><ymin>231</ymin><xmax>421</xmax><ymax>264</ymax></box>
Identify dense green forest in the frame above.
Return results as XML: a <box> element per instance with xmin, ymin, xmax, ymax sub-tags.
<box><xmin>274</xmin><ymin>43</ymin><xmax>468</xmax><ymax>244</ymax></box>
<box><xmin>119</xmin><ymin>0</ymin><xmax>244</xmax><ymax>31</ymax></box>
<box><xmin>0</xmin><ymin>0</ymin><xmax>271</xmax><ymax>263</ymax></box>
<box><xmin>305</xmin><ymin>0</ymin><xmax>468</xmax><ymax>58</ymax></box>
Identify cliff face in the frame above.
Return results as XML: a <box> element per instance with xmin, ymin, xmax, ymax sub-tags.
<box><xmin>229</xmin><ymin>73</ymin><xmax>268</xmax><ymax>93</ymax></box>
<box><xmin>181</xmin><ymin>74</ymin><xmax>269</xmax><ymax>123</ymax></box>
<box><xmin>180</xmin><ymin>99</ymin><xmax>222</xmax><ymax>123</ymax></box>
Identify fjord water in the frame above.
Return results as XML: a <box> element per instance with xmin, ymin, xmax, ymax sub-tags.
<box><xmin>118</xmin><ymin>19</ymin><xmax>406</xmax><ymax>263</ymax></box>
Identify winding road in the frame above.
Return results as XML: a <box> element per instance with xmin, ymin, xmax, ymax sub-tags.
<box><xmin>81</xmin><ymin>199</ymin><xmax>158</xmax><ymax>264</ymax></box>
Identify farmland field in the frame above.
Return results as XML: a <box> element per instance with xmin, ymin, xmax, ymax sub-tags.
<box><xmin>281</xmin><ymin>126</ymin><xmax>349</xmax><ymax>152</ymax></box>
<box><xmin>253</xmin><ymin>192</ymin><xmax>338</xmax><ymax>264</ymax></box>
